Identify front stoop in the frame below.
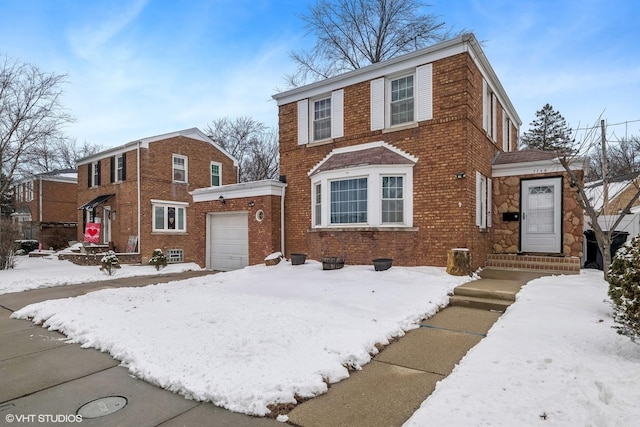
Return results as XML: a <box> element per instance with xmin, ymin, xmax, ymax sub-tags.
<box><xmin>485</xmin><ymin>254</ymin><xmax>580</xmax><ymax>274</ymax></box>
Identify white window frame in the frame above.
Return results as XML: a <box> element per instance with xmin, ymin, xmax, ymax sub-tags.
<box><xmin>210</xmin><ymin>161</ymin><xmax>222</xmax><ymax>187</ymax></box>
<box><xmin>172</xmin><ymin>154</ymin><xmax>188</xmax><ymax>183</ymax></box>
<box><xmin>15</xmin><ymin>184</ymin><xmax>22</xmax><ymax>202</ymax></box>
<box><xmin>152</xmin><ymin>200</ymin><xmax>188</xmax><ymax>233</ymax></box>
<box><xmin>297</xmin><ymin>89</ymin><xmax>344</xmax><ymax>145</ymax></box>
<box><xmin>476</xmin><ymin>171</ymin><xmax>492</xmax><ymax>229</ymax></box>
<box><xmin>483</xmin><ymin>79</ymin><xmax>498</xmax><ymax>142</ymax></box>
<box><xmin>311</xmin><ymin>165</ymin><xmax>413</xmax><ymax>228</ymax></box>
<box><xmin>116</xmin><ymin>154</ymin><xmax>125</xmax><ymax>181</ymax></box>
<box><xmin>25</xmin><ymin>181</ymin><xmax>33</xmax><ymax>202</ymax></box>
<box><xmin>311</xmin><ymin>96</ymin><xmax>332</xmax><ymax>142</ymax></box>
<box><xmin>92</xmin><ymin>162</ymin><xmax>100</xmax><ymax>187</ymax></box>
<box><xmin>387</xmin><ymin>73</ymin><xmax>415</xmax><ymax>127</ymax></box>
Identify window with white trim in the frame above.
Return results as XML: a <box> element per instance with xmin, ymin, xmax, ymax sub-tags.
<box><xmin>91</xmin><ymin>161</ymin><xmax>101</xmax><ymax>187</ymax></box>
<box><xmin>210</xmin><ymin>162</ymin><xmax>221</xmax><ymax>186</ymax></box>
<box><xmin>25</xmin><ymin>181</ymin><xmax>33</xmax><ymax>201</ymax></box>
<box><xmin>382</xmin><ymin>176</ymin><xmax>403</xmax><ymax>223</ymax></box>
<box><xmin>173</xmin><ymin>154</ymin><xmax>188</xmax><ymax>183</ymax></box>
<box><xmin>312</xmin><ymin>166</ymin><xmax>413</xmax><ymax>228</ymax></box>
<box><xmin>390</xmin><ymin>75</ymin><xmax>414</xmax><ymax>126</ymax></box>
<box><xmin>152</xmin><ymin>201</ymin><xmax>188</xmax><ymax>232</ymax></box>
<box><xmin>313</xmin><ymin>97</ymin><xmax>332</xmax><ymax>141</ymax></box>
<box><xmin>476</xmin><ymin>171</ymin><xmax>492</xmax><ymax>229</ymax></box>
<box><xmin>14</xmin><ymin>185</ymin><xmax>22</xmax><ymax>202</ymax></box>
<box><xmin>482</xmin><ymin>79</ymin><xmax>497</xmax><ymax>141</ymax></box>
<box><xmin>370</xmin><ymin>63</ymin><xmax>432</xmax><ymax>131</ymax></box>
<box><xmin>116</xmin><ymin>154</ymin><xmax>126</xmax><ymax>181</ymax></box>
<box><xmin>297</xmin><ymin>89</ymin><xmax>344</xmax><ymax>145</ymax></box>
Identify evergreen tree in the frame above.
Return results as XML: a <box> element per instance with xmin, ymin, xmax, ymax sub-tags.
<box><xmin>521</xmin><ymin>104</ymin><xmax>574</xmax><ymax>152</ymax></box>
<box><xmin>0</xmin><ymin>174</ymin><xmax>13</xmax><ymax>217</ymax></box>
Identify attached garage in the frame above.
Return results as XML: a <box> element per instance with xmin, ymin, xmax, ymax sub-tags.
<box><xmin>207</xmin><ymin>212</ymin><xmax>249</xmax><ymax>271</ymax></box>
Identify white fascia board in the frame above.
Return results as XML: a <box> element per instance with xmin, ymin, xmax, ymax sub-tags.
<box><xmin>273</xmin><ymin>37</ymin><xmax>468</xmax><ymax>106</ymax></box>
<box><xmin>191</xmin><ymin>180</ymin><xmax>287</xmax><ymax>203</ymax></box>
<box><xmin>308</xmin><ymin>141</ymin><xmax>418</xmax><ymax>176</ymax></box>
<box><xmin>311</xmin><ymin>164</ymin><xmax>414</xmax><ymax>182</ymax></box>
<box><xmin>41</xmin><ymin>176</ymin><xmax>78</xmax><ymax>184</ymax></box>
<box><xmin>77</xmin><ymin>144</ymin><xmax>137</xmax><ymax>166</ymax></box>
<box><xmin>492</xmin><ymin>157</ymin><xmax>586</xmax><ymax>177</ymax></box>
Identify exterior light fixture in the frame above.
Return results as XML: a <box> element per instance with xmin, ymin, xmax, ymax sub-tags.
<box><xmin>455</xmin><ymin>172</ymin><xmax>466</xmax><ymax>179</ymax></box>
<box><xmin>248</xmin><ymin>201</ymin><xmax>255</xmax><ymax>207</ymax></box>
<box><xmin>218</xmin><ymin>195</ymin><xmax>225</xmax><ymax>204</ymax></box>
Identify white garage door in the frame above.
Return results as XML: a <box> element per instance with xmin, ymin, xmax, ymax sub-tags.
<box><xmin>207</xmin><ymin>212</ymin><xmax>249</xmax><ymax>271</ymax></box>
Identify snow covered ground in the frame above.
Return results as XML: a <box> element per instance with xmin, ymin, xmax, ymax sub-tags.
<box><xmin>0</xmin><ymin>255</ymin><xmax>201</xmax><ymax>295</ymax></box>
<box><xmin>404</xmin><ymin>269</ymin><xmax>640</xmax><ymax>427</ymax></box>
<box><xmin>8</xmin><ymin>259</ymin><xmax>640</xmax><ymax>424</ymax></box>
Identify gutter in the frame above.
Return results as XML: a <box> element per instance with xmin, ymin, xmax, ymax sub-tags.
<box><xmin>280</xmin><ymin>184</ymin><xmax>286</xmax><ymax>256</ymax></box>
<box><xmin>136</xmin><ymin>141</ymin><xmax>141</xmax><ymax>254</ymax></box>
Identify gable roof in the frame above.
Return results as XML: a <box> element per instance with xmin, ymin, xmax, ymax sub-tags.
<box><xmin>308</xmin><ymin>141</ymin><xmax>417</xmax><ymax>176</ymax></box>
<box><xmin>77</xmin><ymin>128</ymin><xmax>239</xmax><ymax>167</ymax></box>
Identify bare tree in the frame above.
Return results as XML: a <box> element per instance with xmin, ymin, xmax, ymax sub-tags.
<box><xmin>204</xmin><ymin>117</ymin><xmax>279</xmax><ymax>182</ymax></box>
<box><xmin>0</xmin><ymin>56</ymin><xmax>73</xmax><ymax>196</ymax></box>
<box><xmin>287</xmin><ymin>0</ymin><xmax>459</xmax><ymax>86</ymax></box>
<box><xmin>587</xmin><ymin>136</ymin><xmax>640</xmax><ymax>181</ymax></box>
<box><xmin>558</xmin><ymin>118</ymin><xmax>640</xmax><ymax>274</ymax></box>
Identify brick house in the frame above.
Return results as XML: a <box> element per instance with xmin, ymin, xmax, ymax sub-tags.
<box><xmin>75</xmin><ymin>128</ymin><xmax>238</xmax><ymax>264</ymax></box>
<box><xmin>273</xmin><ymin>33</ymin><xmax>586</xmax><ymax>272</ymax></box>
<box><xmin>11</xmin><ymin>169</ymin><xmax>78</xmax><ymax>249</ymax></box>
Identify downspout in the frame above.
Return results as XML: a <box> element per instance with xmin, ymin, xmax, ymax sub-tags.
<box><xmin>280</xmin><ymin>184</ymin><xmax>286</xmax><ymax>256</ymax></box>
<box><xmin>136</xmin><ymin>141</ymin><xmax>141</xmax><ymax>254</ymax></box>
<box><xmin>38</xmin><ymin>178</ymin><xmax>43</xmax><ymax>222</ymax></box>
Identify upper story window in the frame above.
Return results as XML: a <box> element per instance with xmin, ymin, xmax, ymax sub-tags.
<box><xmin>371</xmin><ymin>63</ymin><xmax>432</xmax><ymax>131</ymax></box>
<box><xmin>297</xmin><ymin>89</ymin><xmax>343</xmax><ymax>145</ymax></box>
<box><xmin>210</xmin><ymin>162</ymin><xmax>221</xmax><ymax>186</ymax></box>
<box><xmin>88</xmin><ymin>161</ymin><xmax>101</xmax><ymax>188</ymax></box>
<box><xmin>502</xmin><ymin>114</ymin><xmax>512</xmax><ymax>152</ymax></box>
<box><xmin>483</xmin><ymin>79</ymin><xmax>497</xmax><ymax>142</ymax></box>
<box><xmin>173</xmin><ymin>154</ymin><xmax>188</xmax><ymax>183</ymax></box>
<box><xmin>476</xmin><ymin>171</ymin><xmax>492</xmax><ymax>229</ymax></box>
<box><xmin>313</xmin><ymin>97</ymin><xmax>332</xmax><ymax>141</ymax></box>
<box><xmin>390</xmin><ymin>75</ymin><xmax>414</xmax><ymax>126</ymax></box>
<box><xmin>110</xmin><ymin>153</ymin><xmax>127</xmax><ymax>182</ymax></box>
<box><xmin>25</xmin><ymin>181</ymin><xmax>33</xmax><ymax>202</ymax></box>
<box><xmin>152</xmin><ymin>200</ymin><xmax>188</xmax><ymax>233</ymax></box>
<box><xmin>14</xmin><ymin>184</ymin><xmax>22</xmax><ymax>202</ymax></box>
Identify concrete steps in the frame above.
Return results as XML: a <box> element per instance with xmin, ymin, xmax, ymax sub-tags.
<box><xmin>485</xmin><ymin>254</ymin><xmax>580</xmax><ymax>274</ymax></box>
<box><xmin>449</xmin><ymin>295</ymin><xmax>512</xmax><ymax>311</ymax></box>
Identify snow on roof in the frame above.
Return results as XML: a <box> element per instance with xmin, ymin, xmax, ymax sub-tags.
<box><xmin>583</xmin><ymin>173</ymin><xmax>640</xmax><ymax>211</ymax></box>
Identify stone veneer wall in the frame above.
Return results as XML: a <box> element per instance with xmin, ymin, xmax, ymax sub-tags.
<box><xmin>492</xmin><ymin>170</ymin><xmax>584</xmax><ymax>258</ymax></box>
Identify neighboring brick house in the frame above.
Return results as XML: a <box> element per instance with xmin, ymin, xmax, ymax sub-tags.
<box><xmin>76</xmin><ymin>128</ymin><xmax>238</xmax><ymax>264</ymax></box>
<box><xmin>273</xmin><ymin>33</ymin><xmax>586</xmax><ymax>272</ymax></box>
<box><xmin>11</xmin><ymin>169</ymin><xmax>78</xmax><ymax>249</ymax></box>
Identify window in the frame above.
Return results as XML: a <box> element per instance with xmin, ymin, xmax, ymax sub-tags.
<box><xmin>14</xmin><ymin>185</ymin><xmax>22</xmax><ymax>202</ymax></box>
<box><xmin>314</xmin><ymin>183</ymin><xmax>322</xmax><ymax>226</ymax></box>
<box><xmin>173</xmin><ymin>154</ymin><xmax>188</xmax><ymax>183</ymax></box>
<box><xmin>90</xmin><ymin>161</ymin><xmax>101</xmax><ymax>187</ymax></box>
<box><xmin>476</xmin><ymin>172</ymin><xmax>492</xmax><ymax>229</ymax></box>
<box><xmin>330</xmin><ymin>178</ymin><xmax>368</xmax><ymax>224</ymax></box>
<box><xmin>25</xmin><ymin>182</ymin><xmax>33</xmax><ymax>202</ymax></box>
<box><xmin>313</xmin><ymin>97</ymin><xmax>332</xmax><ymax>141</ymax></box>
<box><xmin>382</xmin><ymin>176</ymin><xmax>403</xmax><ymax>223</ymax></box>
<box><xmin>117</xmin><ymin>154</ymin><xmax>126</xmax><ymax>181</ymax></box>
<box><xmin>390</xmin><ymin>75</ymin><xmax>414</xmax><ymax>126</ymax></box>
<box><xmin>210</xmin><ymin>162</ymin><xmax>221</xmax><ymax>186</ymax></box>
<box><xmin>370</xmin><ymin>64</ymin><xmax>432</xmax><ymax>131</ymax></box>
<box><xmin>167</xmin><ymin>249</ymin><xmax>184</xmax><ymax>263</ymax></box>
<box><xmin>483</xmin><ymin>79</ymin><xmax>497</xmax><ymax>141</ymax></box>
<box><xmin>297</xmin><ymin>90</ymin><xmax>343</xmax><ymax>145</ymax></box>
<box><xmin>152</xmin><ymin>200</ymin><xmax>188</xmax><ymax>232</ymax></box>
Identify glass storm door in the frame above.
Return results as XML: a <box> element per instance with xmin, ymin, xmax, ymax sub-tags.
<box><xmin>521</xmin><ymin>177</ymin><xmax>562</xmax><ymax>253</ymax></box>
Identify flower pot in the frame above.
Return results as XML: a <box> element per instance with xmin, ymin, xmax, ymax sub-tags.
<box><xmin>372</xmin><ymin>258</ymin><xmax>393</xmax><ymax>271</ymax></box>
<box><xmin>290</xmin><ymin>253</ymin><xmax>307</xmax><ymax>265</ymax></box>
<box><xmin>321</xmin><ymin>256</ymin><xmax>344</xmax><ymax>270</ymax></box>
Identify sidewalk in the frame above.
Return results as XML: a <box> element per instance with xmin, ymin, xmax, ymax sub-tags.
<box><xmin>0</xmin><ymin>270</ymin><xmax>280</xmax><ymax>427</ymax></box>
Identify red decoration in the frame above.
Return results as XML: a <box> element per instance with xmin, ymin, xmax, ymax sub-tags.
<box><xmin>84</xmin><ymin>222</ymin><xmax>101</xmax><ymax>243</ymax></box>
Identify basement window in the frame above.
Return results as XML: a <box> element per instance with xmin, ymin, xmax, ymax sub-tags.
<box><xmin>167</xmin><ymin>249</ymin><xmax>184</xmax><ymax>263</ymax></box>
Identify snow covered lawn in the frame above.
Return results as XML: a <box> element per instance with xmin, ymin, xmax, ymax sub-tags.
<box><xmin>0</xmin><ymin>255</ymin><xmax>201</xmax><ymax>295</ymax></box>
<box><xmin>12</xmin><ymin>261</ymin><xmax>469</xmax><ymax>416</ymax></box>
<box><xmin>404</xmin><ymin>270</ymin><xmax>640</xmax><ymax>427</ymax></box>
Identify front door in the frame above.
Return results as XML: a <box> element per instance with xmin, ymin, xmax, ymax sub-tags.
<box><xmin>521</xmin><ymin>177</ymin><xmax>562</xmax><ymax>253</ymax></box>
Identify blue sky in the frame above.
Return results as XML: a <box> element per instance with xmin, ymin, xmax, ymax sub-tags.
<box><xmin>1</xmin><ymin>0</ymin><xmax>638</xmax><ymax>148</ymax></box>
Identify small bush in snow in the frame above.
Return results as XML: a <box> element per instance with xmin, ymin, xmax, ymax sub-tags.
<box><xmin>100</xmin><ymin>250</ymin><xmax>121</xmax><ymax>276</ymax></box>
<box><xmin>149</xmin><ymin>249</ymin><xmax>168</xmax><ymax>271</ymax></box>
<box><xmin>607</xmin><ymin>234</ymin><xmax>640</xmax><ymax>342</ymax></box>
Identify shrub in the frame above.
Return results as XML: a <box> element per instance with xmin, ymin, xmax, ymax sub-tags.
<box><xmin>607</xmin><ymin>234</ymin><xmax>640</xmax><ymax>342</ymax></box>
<box><xmin>17</xmin><ymin>239</ymin><xmax>39</xmax><ymax>253</ymax></box>
<box><xmin>100</xmin><ymin>250</ymin><xmax>121</xmax><ymax>276</ymax></box>
<box><xmin>149</xmin><ymin>249</ymin><xmax>168</xmax><ymax>271</ymax></box>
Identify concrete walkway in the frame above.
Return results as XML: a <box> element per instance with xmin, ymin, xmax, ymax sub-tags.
<box><xmin>287</xmin><ymin>268</ymin><xmax>546</xmax><ymax>427</ymax></box>
<box><xmin>0</xmin><ymin>268</ymin><xmax>544</xmax><ymax>427</ymax></box>
<box><xmin>0</xmin><ymin>270</ymin><xmax>280</xmax><ymax>427</ymax></box>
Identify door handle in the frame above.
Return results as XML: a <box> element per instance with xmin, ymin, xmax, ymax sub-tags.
<box><xmin>522</xmin><ymin>212</ymin><xmax>525</xmax><ymax>220</ymax></box>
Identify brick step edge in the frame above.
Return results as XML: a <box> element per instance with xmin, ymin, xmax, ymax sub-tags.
<box><xmin>485</xmin><ymin>262</ymin><xmax>580</xmax><ymax>274</ymax></box>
